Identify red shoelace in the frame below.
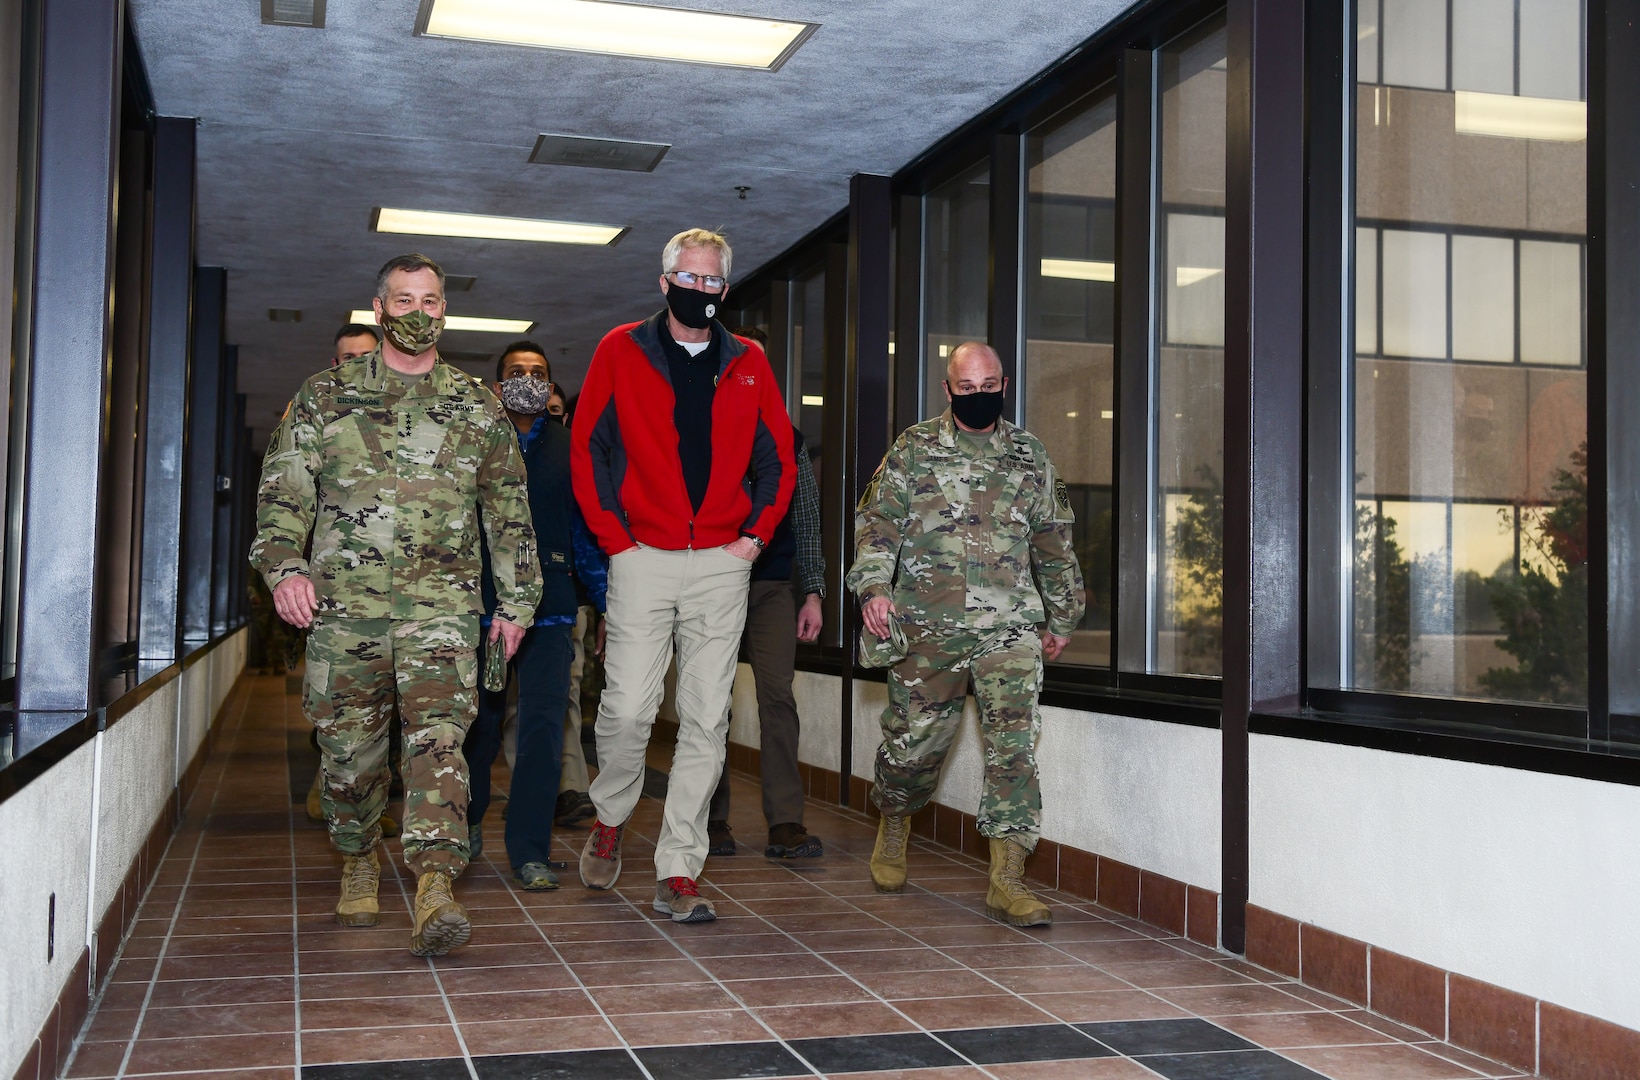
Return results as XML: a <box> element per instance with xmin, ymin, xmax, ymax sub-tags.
<box><xmin>665</xmin><ymin>876</ymin><xmax>702</xmax><ymax>897</ymax></box>
<box><xmin>589</xmin><ymin>821</ymin><xmax>621</xmax><ymax>858</ymax></box>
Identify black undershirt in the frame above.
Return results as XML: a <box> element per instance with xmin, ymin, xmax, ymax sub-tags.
<box><xmin>661</xmin><ymin>322</ymin><xmax>720</xmax><ymax>514</ymax></box>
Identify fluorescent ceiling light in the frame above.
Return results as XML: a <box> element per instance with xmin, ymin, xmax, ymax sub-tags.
<box><xmin>1041</xmin><ymin>258</ymin><xmax>1116</xmax><ymax>282</ymax></box>
<box><xmin>1175</xmin><ymin>266</ymin><xmax>1222</xmax><ymax>287</ymax></box>
<box><xmin>1454</xmin><ymin>91</ymin><xmax>1585</xmax><ymax>142</ymax></box>
<box><xmin>350</xmin><ymin>310</ymin><xmax>534</xmax><ymax>334</ymax></box>
<box><xmin>1100</xmin><ymin>410</ymin><xmax>1115</xmax><ymax>420</ymax></box>
<box><xmin>417</xmin><ymin>0</ymin><xmax>818</xmax><ymax>71</ymax></box>
<box><xmin>801</xmin><ymin>395</ymin><xmax>824</xmax><ymax>407</ymax></box>
<box><xmin>372</xmin><ymin>207</ymin><xmax>625</xmax><ymax>246</ymax></box>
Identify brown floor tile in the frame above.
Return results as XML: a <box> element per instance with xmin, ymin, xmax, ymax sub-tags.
<box><xmin>1099</xmin><ymin>959</ymin><xmax>1258</xmax><ymax>989</ymax></box>
<box><xmin>753</xmin><ymin>1000</ymin><xmax>919</xmax><ymax>1039</ymax></box>
<box><xmin>1213</xmin><ymin>1009</ymin><xmax>1396</xmax><ymax>1049</ymax></box>
<box><xmin>300</xmin><ymin>994</ymin><xmax>454</xmax><ymax>1030</ymax></box>
<box><xmin>116</xmin><ymin>1071</ymin><xmax>293</xmax><ymax>1079</ymax></box>
<box><xmin>662</xmin><ymin>931</ymin><xmax>796</xmax><ymax>957</ymax></box>
<box><xmin>65</xmin><ymin>1040</ymin><xmax>127</xmax><ymax>1078</ymax></box>
<box><xmin>1284</xmin><ymin>1042</ymin><xmax>1488</xmax><ymax>1079</ymax></box>
<box><xmin>135</xmin><ymin>1002</ymin><xmax>295</xmax><ymax>1040</ymax></box>
<box><xmin>1447</xmin><ymin>974</ymin><xmax>1537</xmax><ymax>1072</ymax></box>
<box><xmin>157</xmin><ymin>953</ymin><xmax>293</xmax><ymax>981</ymax></box>
<box><xmin>459</xmin><ymin>1015</ymin><xmax>622</xmax><ymax>1056</ymax></box>
<box><xmin>434</xmin><ymin>964</ymin><xmax>577</xmax><ymax>994</ymax></box>
<box><xmin>553</xmin><ymin>937</ymin><xmax>683</xmax><ymax>964</ymax></box>
<box><xmin>298</xmin><ymin>970</ymin><xmax>443</xmax><ymax>999</ymax></box>
<box><xmin>851</xmin><ymin>968</ymin><xmax>1002</xmax><ymax>1000</ymax></box>
<box><xmin>146</xmin><ymin>977</ymin><xmax>296</xmax><ymax>1008</ymax></box>
<box><xmin>1056</xmin><ymin>937</ymin><xmax>1197</xmax><ymax>965</ymax></box>
<box><xmin>590</xmin><ymin>980</ymin><xmax>739</xmax><ymax>1015</ymax></box>
<box><xmin>442</xmin><ymin>988</ymin><xmax>597</xmax><ymax>1023</ymax></box>
<box><xmin>983</xmin><ymin>965</ymin><xmax>1131</xmax><ymax>995</ymax></box>
<box><xmin>722</xmin><ymin>975</ymin><xmax>876</xmax><ymax>1007</ymax></box>
<box><xmin>795</xmin><ymin>927</ymin><xmax>923</xmax><ymax>951</ymax></box>
<box><xmin>298</xmin><ymin>1024</ymin><xmax>463</xmax><ymax>1064</ymax></box>
<box><xmin>80</xmin><ymin>1007</ymin><xmax>143</xmax><ymax>1043</ymax></box>
<box><xmin>938</xmin><ymin>943</ymin><xmax>1068</xmax><ymax>970</ymax></box>
<box><xmin>121</xmin><ymin>1032</ymin><xmax>295</xmax><ymax>1074</ymax></box>
<box><xmin>696</xmin><ymin>951</ymin><xmax>837</xmax><ymax>981</ymax></box>
<box><xmin>825</xmin><ymin>948</ymin><xmax>965</xmax><ymax>976</ymax></box>
<box><xmin>571</xmin><ymin>958</ymin><xmax>705</xmax><ymax>986</ymax></box>
<box><xmin>609</xmin><ymin>1007</ymin><xmax>772</xmax><ymax>1047</ymax></box>
<box><xmin>1157</xmin><ymin>983</ymin><xmax>1322</xmax><ymax>1016</ymax></box>
<box><xmin>1539</xmin><ymin>1001</ymin><xmax>1640</xmax><ymax>1080</ymax></box>
<box><xmin>893</xmin><ymin>993</ymin><xmax>1058</xmax><ymax>1028</ymax></box>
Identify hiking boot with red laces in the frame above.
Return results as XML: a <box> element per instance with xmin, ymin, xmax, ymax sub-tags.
<box><xmin>654</xmin><ymin>876</ymin><xmax>716</xmax><ymax>923</ymax></box>
<box><xmin>579</xmin><ymin>819</ymin><xmax>624</xmax><ymax>890</ymax></box>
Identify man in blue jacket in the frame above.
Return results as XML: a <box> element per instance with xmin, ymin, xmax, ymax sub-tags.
<box><xmin>465</xmin><ymin>340</ymin><xmax>607</xmax><ymax>890</ymax></box>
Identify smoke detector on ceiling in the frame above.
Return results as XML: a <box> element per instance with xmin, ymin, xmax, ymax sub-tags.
<box><xmin>261</xmin><ymin>0</ymin><xmax>326</xmax><ymax>28</ymax></box>
<box><xmin>530</xmin><ymin>134</ymin><xmax>670</xmax><ymax>173</ymax></box>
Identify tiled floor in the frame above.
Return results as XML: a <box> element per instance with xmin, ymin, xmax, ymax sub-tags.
<box><xmin>61</xmin><ymin>672</ymin><xmax>1531</xmax><ymax>1079</ymax></box>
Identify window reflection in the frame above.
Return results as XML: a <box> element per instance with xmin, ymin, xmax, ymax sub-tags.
<box><xmin>790</xmin><ymin>262</ymin><xmax>826</xmax><ymax>465</ymax></box>
<box><xmin>923</xmin><ymin>160</ymin><xmax>990</xmax><ymax>419</ymax></box>
<box><xmin>1153</xmin><ymin>16</ymin><xmax>1227</xmax><ymax>677</ymax></box>
<box><xmin>1024</xmin><ymin>88</ymin><xmax>1117</xmax><ymax>667</ymax></box>
<box><xmin>1352</xmin><ymin>0</ymin><xmax>1587</xmax><ymax>704</ymax></box>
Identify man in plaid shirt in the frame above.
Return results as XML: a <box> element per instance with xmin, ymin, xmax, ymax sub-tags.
<box><xmin>706</xmin><ymin>329</ymin><xmax>827</xmax><ymax>859</ymax></box>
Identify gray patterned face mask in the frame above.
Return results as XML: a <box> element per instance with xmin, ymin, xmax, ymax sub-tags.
<box><xmin>500</xmin><ymin>376</ymin><xmax>552</xmax><ymax>414</ymax></box>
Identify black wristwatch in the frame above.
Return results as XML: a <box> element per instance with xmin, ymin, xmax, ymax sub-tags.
<box><xmin>743</xmin><ymin>534</ymin><xmax>766</xmax><ymax>550</ymax></box>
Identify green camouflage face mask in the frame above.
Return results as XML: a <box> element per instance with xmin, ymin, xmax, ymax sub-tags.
<box><xmin>379</xmin><ymin>308</ymin><xmax>444</xmax><ymax>355</ymax></box>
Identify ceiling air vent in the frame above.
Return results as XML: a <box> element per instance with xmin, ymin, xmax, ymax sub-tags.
<box><xmin>268</xmin><ymin>308</ymin><xmax>302</xmax><ymax>322</ymax></box>
<box><xmin>530</xmin><ymin>134</ymin><xmax>669</xmax><ymax>173</ymax></box>
<box><xmin>261</xmin><ymin>0</ymin><xmax>326</xmax><ymax>28</ymax></box>
<box><xmin>445</xmin><ymin>275</ymin><xmax>477</xmax><ymax>292</ymax></box>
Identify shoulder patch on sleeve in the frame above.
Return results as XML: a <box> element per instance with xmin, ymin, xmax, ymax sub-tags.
<box><xmin>1055</xmin><ymin>478</ymin><xmax>1071</xmax><ymax>514</ymax></box>
<box><xmin>858</xmin><ymin>466</ymin><xmax>883</xmax><ymax>511</ymax></box>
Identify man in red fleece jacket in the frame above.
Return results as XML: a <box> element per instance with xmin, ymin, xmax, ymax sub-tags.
<box><xmin>571</xmin><ymin>228</ymin><xmax>796</xmax><ymax>923</ymax></box>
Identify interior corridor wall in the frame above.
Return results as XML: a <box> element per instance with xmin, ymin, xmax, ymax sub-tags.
<box><xmin>1250</xmin><ymin>734</ymin><xmax>1640</xmax><ymax>1034</ymax></box>
<box><xmin>732</xmin><ymin>668</ymin><xmax>1221</xmax><ymax>892</ymax></box>
<box><xmin>0</xmin><ymin>630</ymin><xmax>247</xmax><ymax>1080</ymax></box>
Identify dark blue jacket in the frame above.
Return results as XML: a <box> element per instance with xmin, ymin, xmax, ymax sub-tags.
<box><xmin>483</xmin><ymin>417</ymin><xmax>607</xmax><ymax>624</ymax></box>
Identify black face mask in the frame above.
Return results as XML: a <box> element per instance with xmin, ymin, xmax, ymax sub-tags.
<box><xmin>947</xmin><ymin>385</ymin><xmax>1006</xmax><ymax>430</ymax></box>
<box><xmin>666</xmin><ymin>284</ymin><xmax>722</xmax><ymax>330</ymax></box>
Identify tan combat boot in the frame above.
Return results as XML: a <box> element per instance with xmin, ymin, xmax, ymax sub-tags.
<box><xmin>870</xmin><ymin>813</ymin><xmax>910</xmax><ymax>893</ymax></box>
<box><xmin>985</xmin><ymin>837</ymin><xmax>1052</xmax><ymax>927</ymax></box>
<box><xmin>335</xmin><ymin>849</ymin><xmax>380</xmax><ymax>927</ymax></box>
<box><xmin>409</xmin><ymin>871</ymin><xmax>471</xmax><ymax>956</ymax></box>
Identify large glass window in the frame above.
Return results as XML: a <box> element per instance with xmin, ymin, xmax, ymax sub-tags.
<box><xmin>1153</xmin><ymin>16</ymin><xmax>1227</xmax><ymax>677</ymax></box>
<box><xmin>1024</xmin><ymin>89</ymin><xmax>1117</xmax><ymax>667</ymax></box>
<box><xmin>1352</xmin><ymin>0</ymin><xmax>1587</xmax><ymax>704</ymax></box>
<box><xmin>922</xmin><ymin>160</ymin><xmax>990</xmax><ymax>419</ymax></box>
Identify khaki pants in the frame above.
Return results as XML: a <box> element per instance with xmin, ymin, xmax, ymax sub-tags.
<box><xmin>590</xmin><ymin>545</ymin><xmax>752</xmax><ymax>880</ymax></box>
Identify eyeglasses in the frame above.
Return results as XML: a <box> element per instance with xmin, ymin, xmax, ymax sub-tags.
<box><xmin>667</xmin><ymin>270</ymin><xmax>727</xmax><ymax>291</ymax></box>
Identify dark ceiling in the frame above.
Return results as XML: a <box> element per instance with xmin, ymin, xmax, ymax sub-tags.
<box><xmin>127</xmin><ymin>0</ymin><xmax>1130</xmax><ymax>446</ymax></box>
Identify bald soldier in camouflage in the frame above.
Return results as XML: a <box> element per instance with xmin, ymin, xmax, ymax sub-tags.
<box><xmin>252</xmin><ymin>253</ymin><xmax>541</xmax><ymax>957</ymax></box>
<box><xmin>847</xmin><ymin>341</ymin><xmax>1084</xmax><ymax>927</ymax></box>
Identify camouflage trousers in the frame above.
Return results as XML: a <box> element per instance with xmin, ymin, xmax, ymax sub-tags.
<box><xmin>872</xmin><ymin>624</ymin><xmax>1044</xmax><ymax>850</ymax></box>
<box><xmin>304</xmin><ymin>615</ymin><xmax>479</xmax><ymax>876</ymax></box>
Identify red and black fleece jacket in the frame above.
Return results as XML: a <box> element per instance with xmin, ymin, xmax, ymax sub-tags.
<box><xmin>570</xmin><ymin>311</ymin><xmax>796</xmax><ymax>556</ymax></box>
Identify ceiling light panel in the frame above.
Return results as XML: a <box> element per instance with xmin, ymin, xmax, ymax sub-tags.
<box><xmin>1040</xmin><ymin>258</ymin><xmax>1115</xmax><ymax>282</ymax></box>
<box><xmin>371</xmin><ymin>207</ymin><xmax>626</xmax><ymax>246</ymax></box>
<box><xmin>416</xmin><ymin>0</ymin><xmax>819</xmax><ymax>71</ymax></box>
<box><xmin>350</xmin><ymin>310</ymin><xmax>534</xmax><ymax>333</ymax></box>
<box><xmin>530</xmin><ymin>133</ymin><xmax>670</xmax><ymax>172</ymax></box>
<box><xmin>1454</xmin><ymin>91</ymin><xmax>1586</xmax><ymax>142</ymax></box>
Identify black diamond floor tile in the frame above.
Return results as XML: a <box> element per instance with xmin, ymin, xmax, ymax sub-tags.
<box><xmin>1140</xmin><ymin>1049</ymin><xmax>1330</xmax><ymax>1079</ymax></box>
<box><xmin>473</xmin><ymin>1049</ymin><xmax>646</xmax><ymax>1079</ymax></box>
<box><xmin>787</xmin><ymin>1031</ymin><xmax>962</xmax><ymax>1073</ymax></box>
<box><xmin>636</xmin><ymin>1040</ymin><xmax>810</xmax><ymax>1079</ymax></box>
<box><xmin>1078</xmin><ymin>1018</ymin><xmax>1258</xmax><ymax>1056</ymax></box>
<box><xmin>933</xmin><ymin>1022</ymin><xmax>1116</xmax><ymax>1065</ymax></box>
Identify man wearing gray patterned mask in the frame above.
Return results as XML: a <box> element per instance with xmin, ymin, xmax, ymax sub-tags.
<box><xmin>463</xmin><ymin>341</ymin><xmax>608</xmax><ymax>891</ymax></box>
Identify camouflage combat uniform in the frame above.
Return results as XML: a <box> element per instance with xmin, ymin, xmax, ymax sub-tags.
<box><xmin>846</xmin><ymin>412</ymin><xmax>1084</xmax><ymax>849</ymax></box>
<box><xmin>251</xmin><ymin>350</ymin><xmax>541</xmax><ymax>877</ymax></box>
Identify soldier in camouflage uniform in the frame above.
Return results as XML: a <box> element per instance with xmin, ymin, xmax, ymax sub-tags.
<box><xmin>846</xmin><ymin>341</ymin><xmax>1084</xmax><ymax>927</ymax></box>
<box><xmin>251</xmin><ymin>253</ymin><xmax>541</xmax><ymax>957</ymax></box>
